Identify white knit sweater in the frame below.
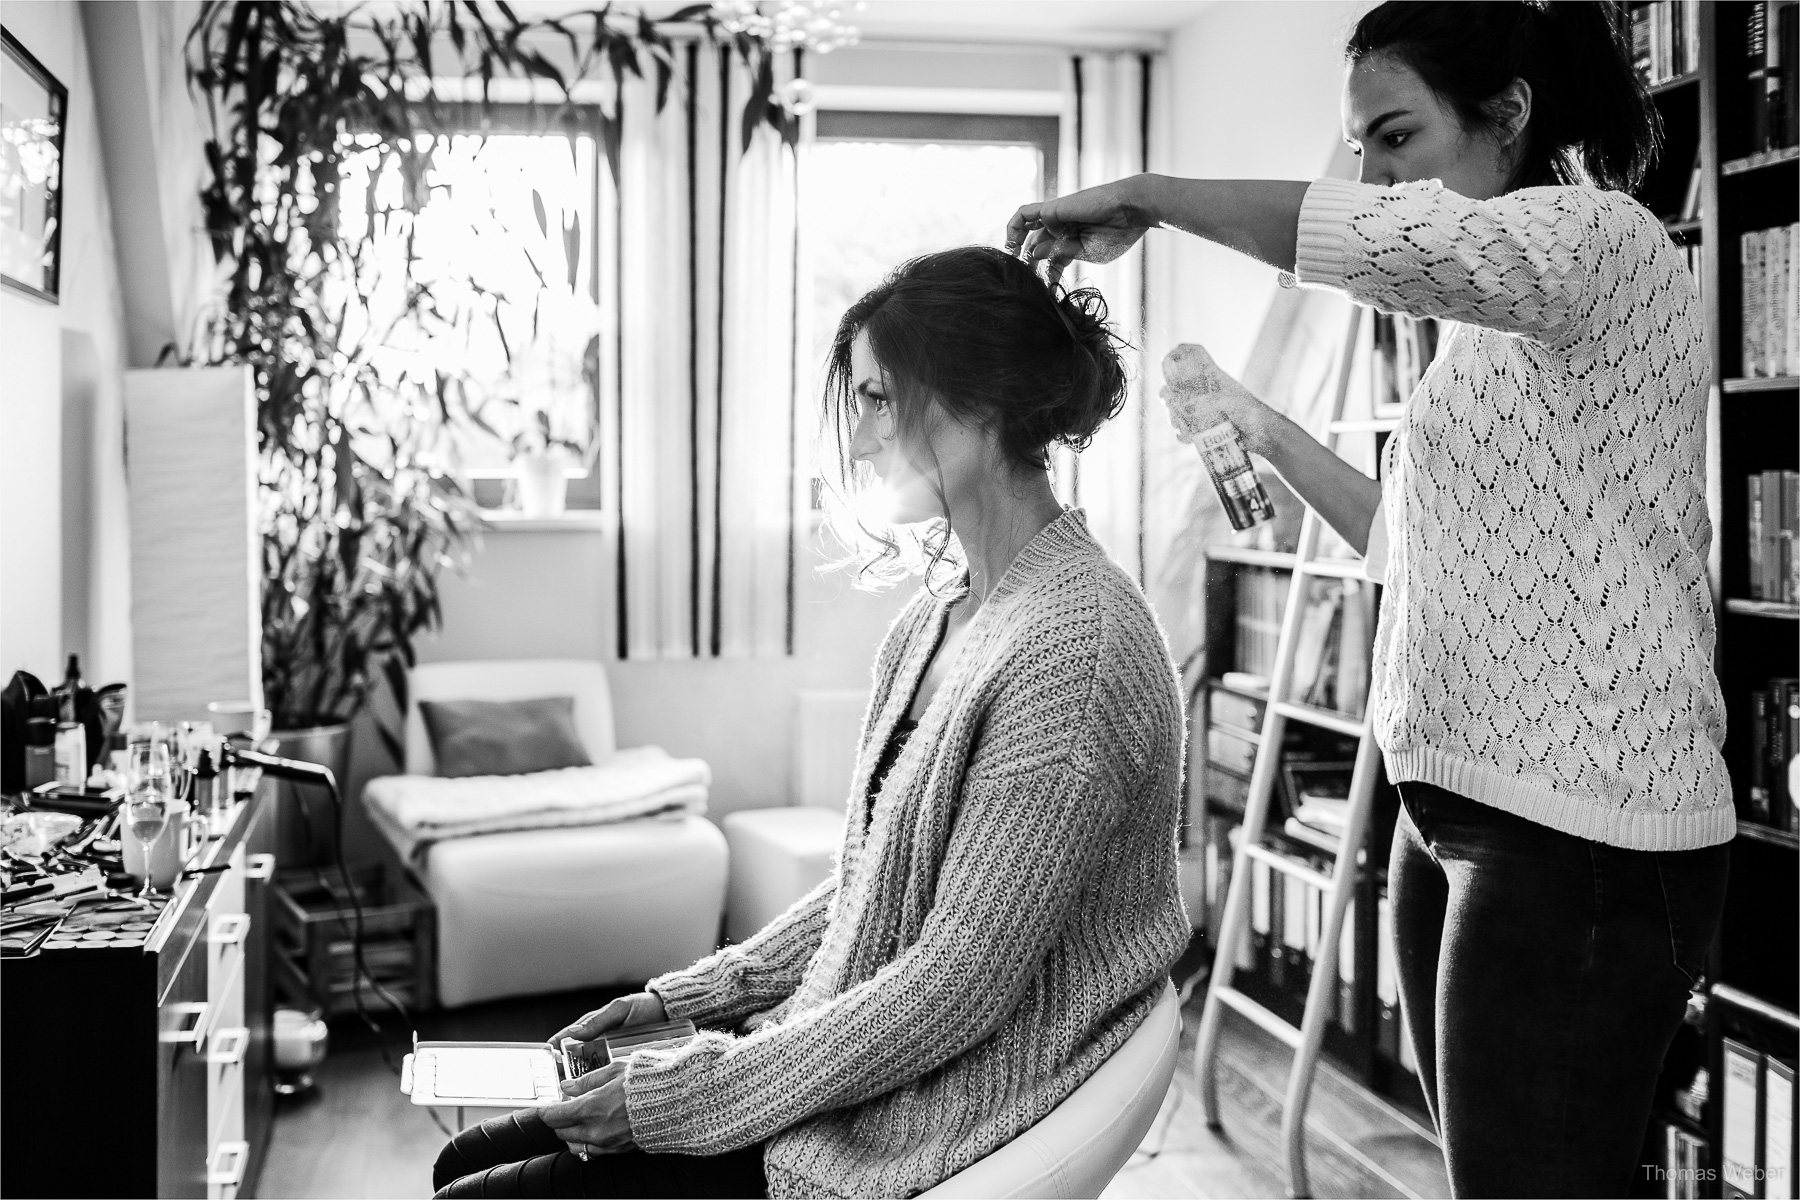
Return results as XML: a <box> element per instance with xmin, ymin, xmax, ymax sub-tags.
<box><xmin>1294</xmin><ymin>177</ymin><xmax>1732</xmax><ymax>851</ymax></box>
<box><xmin>622</xmin><ymin>510</ymin><xmax>1191</xmax><ymax>1198</ymax></box>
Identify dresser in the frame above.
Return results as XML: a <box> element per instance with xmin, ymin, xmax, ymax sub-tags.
<box><xmin>0</xmin><ymin>787</ymin><xmax>275</xmax><ymax>1198</ymax></box>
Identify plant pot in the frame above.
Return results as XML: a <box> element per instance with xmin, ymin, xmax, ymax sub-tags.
<box><xmin>515</xmin><ymin>453</ymin><xmax>569</xmax><ymax>517</ymax></box>
<box><xmin>269</xmin><ymin>721</ymin><xmax>352</xmax><ymax>868</ymax></box>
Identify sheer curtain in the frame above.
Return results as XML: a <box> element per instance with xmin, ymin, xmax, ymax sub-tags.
<box><xmin>607</xmin><ymin>43</ymin><xmax>803</xmax><ymax>660</ymax></box>
<box><xmin>1056</xmin><ymin>51</ymin><xmax>1167</xmax><ymax>584</ymax></box>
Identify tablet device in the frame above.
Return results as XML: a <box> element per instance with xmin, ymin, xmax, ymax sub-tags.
<box><xmin>400</xmin><ymin>1020</ymin><xmax>697</xmax><ymax>1108</ymax></box>
<box><xmin>403</xmin><ymin>1040</ymin><xmax>564</xmax><ymax>1108</ymax></box>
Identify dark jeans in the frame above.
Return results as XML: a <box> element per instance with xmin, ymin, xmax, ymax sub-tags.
<box><xmin>432</xmin><ymin>1109</ymin><xmax>769</xmax><ymax>1198</ymax></box>
<box><xmin>1389</xmin><ymin>781</ymin><xmax>1729</xmax><ymax>1199</ymax></box>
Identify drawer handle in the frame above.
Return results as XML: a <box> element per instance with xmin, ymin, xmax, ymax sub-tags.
<box><xmin>207</xmin><ymin>1140</ymin><xmax>249</xmax><ymax>1186</ymax></box>
<box><xmin>246</xmin><ymin>853</ymin><xmax>276</xmax><ymax>881</ymax></box>
<box><xmin>160</xmin><ymin>1001</ymin><xmax>209</xmax><ymax>1047</ymax></box>
<box><xmin>205</xmin><ymin>1026</ymin><xmax>249</xmax><ymax>1065</ymax></box>
<box><xmin>209</xmin><ymin>912</ymin><xmax>252</xmax><ymax>946</ymax></box>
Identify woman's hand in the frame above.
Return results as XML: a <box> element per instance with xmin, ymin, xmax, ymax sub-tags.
<box><xmin>1160</xmin><ymin>343</ymin><xmax>1282</xmax><ymax>456</ymax></box>
<box><xmin>1006</xmin><ymin>176</ymin><xmax>1159</xmax><ymax>283</ymax></box>
<box><xmin>551</xmin><ymin>991</ymin><xmax>667</xmax><ymax>1047</ymax></box>
<box><xmin>541</xmin><ymin>1060</ymin><xmax>634</xmax><ymax>1158</ymax></box>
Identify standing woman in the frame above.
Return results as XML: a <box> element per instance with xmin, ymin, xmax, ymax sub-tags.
<box><xmin>1008</xmin><ymin>3</ymin><xmax>1731</xmax><ymax>1196</ymax></box>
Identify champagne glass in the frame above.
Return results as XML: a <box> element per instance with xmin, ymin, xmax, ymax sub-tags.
<box><xmin>125</xmin><ymin>743</ymin><xmax>172</xmax><ymax>907</ymax></box>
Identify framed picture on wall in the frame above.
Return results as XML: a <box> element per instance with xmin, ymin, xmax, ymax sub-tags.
<box><xmin>1</xmin><ymin>27</ymin><xmax>67</xmax><ymax>303</ymax></box>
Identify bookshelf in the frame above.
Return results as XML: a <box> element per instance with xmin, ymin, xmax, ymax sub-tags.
<box><xmin>1194</xmin><ymin>540</ymin><xmax>1420</xmax><ymax>1117</ymax></box>
<box><xmin>1631</xmin><ymin>3</ymin><xmax>1800</xmax><ymax>1195</ymax></box>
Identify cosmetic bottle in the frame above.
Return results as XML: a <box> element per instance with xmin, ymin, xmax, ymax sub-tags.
<box><xmin>53</xmin><ymin>720</ymin><xmax>87</xmax><ymax>786</ymax></box>
<box><xmin>192</xmin><ymin>749</ymin><xmax>221</xmax><ymax>820</ymax></box>
<box><xmin>24</xmin><ymin>717</ymin><xmax>56</xmax><ymax>789</ymax></box>
<box><xmin>1193</xmin><ymin>422</ymin><xmax>1275</xmax><ymax>531</ymax></box>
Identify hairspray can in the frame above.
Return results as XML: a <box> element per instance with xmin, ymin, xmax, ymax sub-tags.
<box><xmin>1194</xmin><ymin>421</ymin><xmax>1274</xmax><ymax>531</ymax></box>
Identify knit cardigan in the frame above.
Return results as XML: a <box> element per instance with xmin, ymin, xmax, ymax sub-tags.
<box><xmin>623</xmin><ymin>509</ymin><xmax>1191</xmax><ymax>1199</ymax></box>
<box><xmin>1293</xmin><ymin>177</ymin><xmax>1733</xmax><ymax>851</ymax></box>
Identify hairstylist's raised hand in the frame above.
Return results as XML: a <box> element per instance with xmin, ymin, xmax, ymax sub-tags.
<box><xmin>1161</xmin><ymin>343</ymin><xmax>1281</xmax><ymax>456</ymax></box>
<box><xmin>551</xmin><ymin>991</ymin><xmax>667</xmax><ymax>1047</ymax></box>
<box><xmin>1006</xmin><ymin>175</ymin><xmax>1157</xmax><ymax>284</ymax></box>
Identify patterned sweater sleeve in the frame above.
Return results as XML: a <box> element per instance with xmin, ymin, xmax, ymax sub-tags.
<box><xmin>645</xmin><ymin>874</ymin><xmax>837</xmax><ymax>1029</ymax></box>
<box><xmin>1293</xmin><ymin>177</ymin><xmax>1624</xmax><ymax>348</ymax></box>
<box><xmin>621</xmin><ymin>699</ymin><xmax>1127</xmax><ymax>1153</ymax></box>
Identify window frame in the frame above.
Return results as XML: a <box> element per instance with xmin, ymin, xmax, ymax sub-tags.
<box><xmin>812</xmin><ymin>110</ymin><xmax>1059</xmax><ymax>197</ymax></box>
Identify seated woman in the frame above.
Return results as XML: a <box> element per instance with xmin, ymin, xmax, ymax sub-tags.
<box><xmin>432</xmin><ymin>245</ymin><xmax>1191</xmax><ymax>1200</ymax></box>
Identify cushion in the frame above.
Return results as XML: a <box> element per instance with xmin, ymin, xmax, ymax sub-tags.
<box><xmin>418</xmin><ymin>696</ymin><xmax>592</xmax><ymax>778</ymax></box>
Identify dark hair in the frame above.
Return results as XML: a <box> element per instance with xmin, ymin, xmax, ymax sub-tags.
<box><xmin>820</xmin><ymin>245</ymin><xmax>1129</xmax><ymax>586</ymax></box>
<box><xmin>1346</xmin><ymin>0</ymin><xmax>1662</xmax><ymax>193</ymax></box>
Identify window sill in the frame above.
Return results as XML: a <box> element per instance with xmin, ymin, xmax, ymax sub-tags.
<box><xmin>479</xmin><ymin>510</ymin><xmax>610</xmax><ymax>533</ymax></box>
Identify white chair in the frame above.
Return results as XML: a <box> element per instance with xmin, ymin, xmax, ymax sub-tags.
<box><xmin>392</xmin><ymin>659</ymin><xmax>728</xmax><ymax>1009</ymax></box>
<box><xmin>718</xmin><ymin>690</ymin><xmax>859</xmax><ymax>944</ymax></box>
<box><xmin>922</xmin><ymin>981</ymin><xmax>1183</xmax><ymax>1199</ymax></box>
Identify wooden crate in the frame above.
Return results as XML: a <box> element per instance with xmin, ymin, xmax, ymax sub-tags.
<box><xmin>270</xmin><ymin>862</ymin><xmax>437</xmax><ymax>1017</ymax></box>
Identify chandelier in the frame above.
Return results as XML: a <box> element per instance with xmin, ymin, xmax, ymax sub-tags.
<box><xmin>712</xmin><ymin>1</ymin><xmax>864</xmax><ymax>54</ymax></box>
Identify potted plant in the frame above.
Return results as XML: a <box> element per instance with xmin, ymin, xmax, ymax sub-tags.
<box><xmin>184</xmin><ymin>3</ymin><xmax>806</xmax><ymax>861</ymax></box>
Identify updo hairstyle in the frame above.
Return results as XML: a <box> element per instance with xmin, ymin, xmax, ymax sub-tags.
<box><xmin>820</xmin><ymin>245</ymin><xmax>1130</xmax><ymax>585</ymax></box>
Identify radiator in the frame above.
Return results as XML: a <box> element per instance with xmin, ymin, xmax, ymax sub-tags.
<box><xmin>793</xmin><ymin>690</ymin><xmax>868</xmax><ymax>812</ymax></box>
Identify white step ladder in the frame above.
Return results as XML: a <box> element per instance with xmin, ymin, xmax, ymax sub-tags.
<box><xmin>1191</xmin><ymin>305</ymin><xmax>1396</xmax><ymax>1199</ymax></box>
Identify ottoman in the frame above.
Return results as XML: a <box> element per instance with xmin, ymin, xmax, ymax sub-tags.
<box><xmin>719</xmin><ymin>807</ymin><xmax>843</xmax><ymax>945</ymax></box>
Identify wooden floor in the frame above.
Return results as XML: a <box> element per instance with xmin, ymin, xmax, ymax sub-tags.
<box><xmin>259</xmin><ymin>983</ymin><xmax>1450</xmax><ymax>1199</ymax></box>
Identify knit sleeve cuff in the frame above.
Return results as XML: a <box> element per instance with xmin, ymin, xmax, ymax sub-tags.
<box><xmin>1293</xmin><ymin>178</ymin><xmax>1368</xmax><ymax>292</ymax></box>
<box><xmin>1362</xmin><ymin>499</ymin><xmax>1390</xmax><ymax>585</ymax></box>
<box><xmin>622</xmin><ymin>1037</ymin><xmax>726</xmax><ymax>1153</ymax></box>
<box><xmin>645</xmin><ymin>964</ymin><xmax>726</xmax><ymax>1025</ymax></box>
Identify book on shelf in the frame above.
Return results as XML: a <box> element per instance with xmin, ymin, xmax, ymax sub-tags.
<box><xmin>1660</xmin><ymin>1119</ymin><xmax>1712</xmax><ymax>1199</ymax></box>
<box><xmin>1234</xmin><ymin>566</ymin><xmax>1288</xmax><ymax>681</ymax></box>
<box><xmin>1633</xmin><ymin>0</ymin><xmax>1702</xmax><ymax>86</ymax></box>
<box><xmin>1370</xmin><ymin>312</ymin><xmax>1440</xmax><ymax>415</ymax></box>
<box><xmin>1293</xmin><ymin>792</ymin><xmax>1351</xmax><ymax>838</ymax></box>
<box><xmin>1740</xmin><ymin>226</ymin><xmax>1800</xmax><ymax>380</ymax></box>
<box><xmin>1281</xmin><ymin>872</ymin><xmax>1309</xmax><ymax>989</ymax></box>
<box><xmin>1746</xmin><ymin>2</ymin><xmax>1800</xmax><ymax>158</ymax></box>
<box><xmin>1376</xmin><ymin>891</ymin><xmax>1400</xmax><ymax>1066</ymax></box>
<box><xmin>1747</xmin><ymin>678</ymin><xmax>1799</xmax><ymax>832</ymax></box>
<box><xmin>1681</xmin><ymin>242</ymin><xmax>1705</xmax><ymax>304</ymax></box>
<box><xmin>1747</xmin><ymin>471</ymin><xmax>1800</xmax><ymax>603</ymax></box>
<box><xmin>1724</xmin><ymin>1038</ymin><xmax>1767</xmax><ymax>1199</ymax></box>
<box><xmin>1680</xmin><ymin>149</ymin><xmax>1703</xmax><ymax>223</ymax></box>
<box><xmin>1769</xmin><ymin>1057</ymin><xmax>1797</xmax><ymax>1200</ymax></box>
<box><xmin>1227</xmin><ymin>825</ymin><xmax>1256</xmax><ymax>972</ymax></box>
<box><xmin>1396</xmin><ymin>993</ymin><xmax>1418</xmax><ymax>1077</ymax></box>
<box><xmin>1286</xmin><ymin>578</ymin><xmax>1376</xmax><ymax>717</ymax></box>
<box><xmin>1249</xmin><ymin>836</ymin><xmax>1272</xmax><ymax>977</ymax></box>
<box><xmin>1336</xmin><ymin>895</ymin><xmax>1356</xmax><ymax>1036</ymax></box>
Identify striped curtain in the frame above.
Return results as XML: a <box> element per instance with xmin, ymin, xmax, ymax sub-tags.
<box><xmin>1057</xmin><ymin>52</ymin><xmax>1159</xmax><ymax>583</ymax></box>
<box><xmin>605</xmin><ymin>44</ymin><xmax>803</xmax><ymax>660</ymax></box>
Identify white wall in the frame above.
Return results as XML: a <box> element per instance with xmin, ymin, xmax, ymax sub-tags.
<box><xmin>1156</xmin><ymin>0</ymin><xmax>1368</xmax><ymax>375</ymax></box>
<box><xmin>0</xmin><ymin>1</ymin><xmax>134</xmax><ymax>692</ymax></box>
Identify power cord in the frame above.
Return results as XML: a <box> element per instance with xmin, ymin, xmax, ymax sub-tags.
<box><xmin>267</xmin><ymin>758</ymin><xmax>456</xmax><ymax>1141</ymax></box>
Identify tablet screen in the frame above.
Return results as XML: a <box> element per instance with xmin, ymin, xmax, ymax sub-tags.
<box><xmin>430</xmin><ymin>1047</ymin><xmax>546</xmax><ymax>1102</ymax></box>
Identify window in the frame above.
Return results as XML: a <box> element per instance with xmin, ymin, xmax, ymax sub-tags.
<box><xmin>806</xmin><ymin>112</ymin><xmax>1058</xmax><ymax>366</ymax></box>
<box><xmin>333</xmin><ymin>107</ymin><xmax>609</xmax><ymax>509</ymax></box>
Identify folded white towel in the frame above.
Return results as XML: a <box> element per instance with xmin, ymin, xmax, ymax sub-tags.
<box><xmin>364</xmin><ymin>746</ymin><xmax>710</xmax><ymax>852</ymax></box>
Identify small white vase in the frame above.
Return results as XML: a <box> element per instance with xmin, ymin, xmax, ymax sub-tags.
<box><xmin>516</xmin><ymin>452</ymin><xmax>569</xmax><ymax>517</ymax></box>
